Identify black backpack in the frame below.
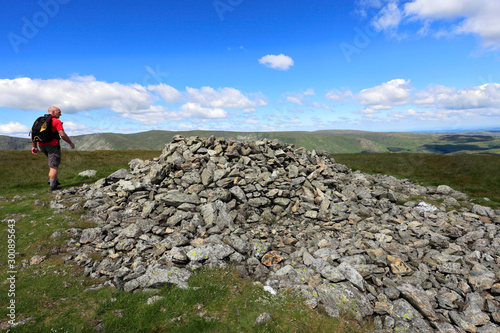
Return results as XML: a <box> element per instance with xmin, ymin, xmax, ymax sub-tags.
<box><xmin>30</xmin><ymin>115</ymin><xmax>59</xmax><ymax>143</ymax></box>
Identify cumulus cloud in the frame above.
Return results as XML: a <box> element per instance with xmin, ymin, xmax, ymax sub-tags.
<box><xmin>185</xmin><ymin>86</ymin><xmax>267</xmax><ymax>109</ymax></box>
<box><xmin>356</xmin><ymin>79</ymin><xmax>413</xmax><ymax>110</ymax></box>
<box><xmin>405</xmin><ymin>0</ymin><xmax>500</xmax><ymax>48</ymax></box>
<box><xmin>357</xmin><ymin>0</ymin><xmax>500</xmax><ymax>49</ymax></box>
<box><xmin>0</xmin><ymin>121</ymin><xmax>29</xmax><ymax>134</ymax></box>
<box><xmin>414</xmin><ymin>83</ymin><xmax>500</xmax><ymax>110</ymax></box>
<box><xmin>148</xmin><ymin>83</ymin><xmax>182</xmax><ymax>103</ymax></box>
<box><xmin>180</xmin><ymin>103</ymin><xmax>227</xmax><ymax>118</ymax></box>
<box><xmin>258</xmin><ymin>54</ymin><xmax>294</xmax><ymax>70</ymax></box>
<box><xmin>0</xmin><ymin>76</ymin><xmax>153</xmax><ymax>115</ymax></box>
<box><xmin>0</xmin><ymin>76</ymin><xmax>268</xmax><ymax>126</ymax></box>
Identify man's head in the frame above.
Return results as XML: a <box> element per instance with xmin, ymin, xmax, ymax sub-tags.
<box><xmin>48</xmin><ymin>106</ymin><xmax>62</xmax><ymax>118</ymax></box>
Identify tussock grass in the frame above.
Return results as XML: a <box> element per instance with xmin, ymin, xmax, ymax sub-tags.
<box><xmin>0</xmin><ymin>150</ymin><xmax>371</xmax><ymax>332</ymax></box>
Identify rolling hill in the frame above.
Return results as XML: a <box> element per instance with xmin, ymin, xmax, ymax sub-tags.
<box><xmin>2</xmin><ymin>130</ymin><xmax>499</xmax><ymax>155</ymax></box>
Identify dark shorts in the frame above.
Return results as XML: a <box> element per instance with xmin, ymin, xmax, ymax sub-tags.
<box><xmin>40</xmin><ymin>144</ymin><xmax>61</xmax><ymax>168</ymax></box>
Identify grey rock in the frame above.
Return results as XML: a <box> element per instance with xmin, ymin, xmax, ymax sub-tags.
<box><xmin>337</xmin><ymin>262</ymin><xmax>365</xmax><ymax>292</ymax></box>
<box><xmin>107</xmin><ymin>169</ymin><xmax>129</xmax><ymax>181</ymax></box>
<box><xmin>120</xmin><ymin>224</ymin><xmax>142</xmax><ymax>238</ymax></box>
<box><xmin>313</xmin><ymin>248</ymin><xmax>340</xmax><ymax>261</ymax></box>
<box><xmin>229</xmin><ymin>186</ymin><xmax>247</xmax><ymax>203</ymax></box>
<box><xmin>248</xmin><ymin>197</ymin><xmax>271</xmax><ymax>207</ymax></box>
<box><xmin>477</xmin><ymin>323</ymin><xmax>500</xmax><ymax>333</ymax></box>
<box><xmin>392</xmin><ymin>298</ymin><xmax>423</xmax><ymax>321</ymax></box>
<box><xmin>397</xmin><ymin>283</ymin><xmax>439</xmax><ymax>322</ymax></box>
<box><xmin>83</xmin><ymin>200</ymin><xmax>101</xmax><ymax>209</ymax></box>
<box><xmin>433</xmin><ymin>321</ymin><xmax>461</xmax><ymax>332</ymax></box>
<box><xmin>226</xmin><ymin>236</ymin><xmax>251</xmax><ymax>254</ymax></box>
<box><xmin>472</xmin><ymin>204</ymin><xmax>495</xmax><ymax>218</ymax></box>
<box><xmin>254</xmin><ymin>312</ymin><xmax>272</xmax><ymax>326</ymax></box>
<box><xmin>316</xmin><ymin>282</ymin><xmax>374</xmax><ymax>319</ymax></box>
<box><xmin>200</xmin><ymin>201</ymin><xmax>234</xmax><ymax>230</ymax></box>
<box><xmin>79</xmin><ymin>227</ymin><xmax>101</xmax><ymax>244</ymax></box>
<box><xmin>156</xmin><ymin>191</ymin><xmax>200</xmax><ymax>206</ymax></box>
<box><xmin>186</xmin><ymin>243</ymin><xmax>235</xmax><ymax>262</ymax></box>
<box><xmin>437</xmin><ymin>185</ymin><xmax>453</xmax><ymax>195</ymax></box>
<box><xmin>469</xmin><ymin>263</ymin><xmax>496</xmax><ymax>291</ymax></box>
<box><xmin>148</xmin><ymin>164</ymin><xmax>165</xmax><ymax>184</ymax></box>
<box><xmin>133</xmin><ymin>265</ymin><xmax>191</xmax><ymax>290</ymax></box>
<box><xmin>449</xmin><ymin>311</ymin><xmax>478</xmax><ymax>332</ymax></box>
<box><xmin>146</xmin><ymin>295</ymin><xmax>163</xmax><ymax>305</ymax></box>
<box><xmin>115</xmin><ymin>239</ymin><xmax>136</xmax><ymax>251</ymax></box>
<box><xmin>79</xmin><ymin>170</ymin><xmax>97</xmax><ymax>177</ymax></box>
<box><xmin>252</xmin><ymin>242</ymin><xmax>271</xmax><ymax>259</ymax></box>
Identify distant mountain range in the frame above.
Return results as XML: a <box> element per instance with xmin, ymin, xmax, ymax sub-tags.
<box><xmin>2</xmin><ymin>130</ymin><xmax>500</xmax><ymax>155</ymax></box>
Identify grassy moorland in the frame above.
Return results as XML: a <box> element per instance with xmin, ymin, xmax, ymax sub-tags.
<box><xmin>0</xmin><ymin>150</ymin><xmax>371</xmax><ymax>332</ymax></box>
<box><xmin>334</xmin><ymin>153</ymin><xmax>500</xmax><ymax>209</ymax></box>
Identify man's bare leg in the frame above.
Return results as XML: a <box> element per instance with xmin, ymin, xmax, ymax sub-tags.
<box><xmin>49</xmin><ymin>167</ymin><xmax>59</xmax><ymax>189</ymax></box>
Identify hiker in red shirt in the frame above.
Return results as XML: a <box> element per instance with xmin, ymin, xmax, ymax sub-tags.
<box><xmin>31</xmin><ymin>106</ymin><xmax>75</xmax><ymax>191</ymax></box>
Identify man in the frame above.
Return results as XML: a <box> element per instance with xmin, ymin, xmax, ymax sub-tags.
<box><xmin>31</xmin><ymin>106</ymin><xmax>75</xmax><ymax>191</ymax></box>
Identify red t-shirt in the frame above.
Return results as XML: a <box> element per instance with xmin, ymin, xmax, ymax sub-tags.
<box><xmin>38</xmin><ymin>116</ymin><xmax>63</xmax><ymax>146</ymax></box>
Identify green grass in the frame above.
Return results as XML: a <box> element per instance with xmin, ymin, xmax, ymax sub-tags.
<box><xmin>0</xmin><ymin>150</ymin><xmax>371</xmax><ymax>332</ymax></box>
<box><xmin>0</xmin><ymin>150</ymin><xmax>161</xmax><ymax>195</ymax></box>
<box><xmin>334</xmin><ymin>153</ymin><xmax>500</xmax><ymax>209</ymax></box>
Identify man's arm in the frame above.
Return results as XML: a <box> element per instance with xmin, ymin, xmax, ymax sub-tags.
<box><xmin>31</xmin><ymin>141</ymin><xmax>38</xmax><ymax>155</ymax></box>
<box><xmin>58</xmin><ymin>129</ymin><xmax>75</xmax><ymax>149</ymax></box>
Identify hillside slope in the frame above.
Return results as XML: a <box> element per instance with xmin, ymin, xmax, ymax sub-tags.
<box><xmin>2</xmin><ymin>130</ymin><xmax>499</xmax><ymax>154</ymax></box>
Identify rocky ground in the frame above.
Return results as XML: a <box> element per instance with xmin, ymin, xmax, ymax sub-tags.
<box><xmin>48</xmin><ymin>135</ymin><xmax>500</xmax><ymax>332</ymax></box>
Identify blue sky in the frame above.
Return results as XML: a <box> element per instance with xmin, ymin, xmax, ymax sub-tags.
<box><xmin>1</xmin><ymin>0</ymin><xmax>500</xmax><ymax>137</ymax></box>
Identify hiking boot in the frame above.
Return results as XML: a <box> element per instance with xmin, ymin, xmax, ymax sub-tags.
<box><xmin>48</xmin><ymin>180</ymin><xmax>61</xmax><ymax>186</ymax></box>
<box><xmin>49</xmin><ymin>185</ymin><xmax>60</xmax><ymax>192</ymax></box>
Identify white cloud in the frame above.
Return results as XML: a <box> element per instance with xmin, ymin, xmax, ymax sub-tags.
<box><xmin>356</xmin><ymin>0</ymin><xmax>384</xmax><ymax>17</ymax></box>
<box><xmin>356</xmin><ymin>79</ymin><xmax>413</xmax><ymax>110</ymax></box>
<box><xmin>358</xmin><ymin>0</ymin><xmax>500</xmax><ymax>49</ymax></box>
<box><xmin>325</xmin><ymin>88</ymin><xmax>354</xmax><ymax>101</ymax></box>
<box><xmin>0</xmin><ymin>121</ymin><xmax>29</xmax><ymax>134</ymax></box>
<box><xmin>0</xmin><ymin>76</ymin><xmax>268</xmax><ymax>126</ymax></box>
<box><xmin>177</xmin><ymin>123</ymin><xmax>197</xmax><ymax>130</ymax></box>
<box><xmin>62</xmin><ymin>121</ymin><xmax>91</xmax><ymax>131</ymax></box>
<box><xmin>258</xmin><ymin>54</ymin><xmax>294</xmax><ymax>70</ymax></box>
<box><xmin>118</xmin><ymin>105</ymin><xmax>172</xmax><ymax>125</ymax></box>
<box><xmin>312</xmin><ymin>101</ymin><xmax>331</xmax><ymax>110</ymax></box>
<box><xmin>285</xmin><ymin>89</ymin><xmax>315</xmax><ymax>106</ymax></box>
<box><xmin>414</xmin><ymin>83</ymin><xmax>500</xmax><ymax>109</ymax></box>
<box><xmin>373</xmin><ymin>1</ymin><xmax>402</xmax><ymax>31</ymax></box>
<box><xmin>148</xmin><ymin>84</ymin><xmax>182</xmax><ymax>103</ymax></box>
<box><xmin>361</xmin><ymin>108</ymin><xmax>379</xmax><ymax>118</ymax></box>
<box><xmin>404</xmin><ymin>0</ymin><xmax>473</xmax><ymax>19</ymax></box>
<box><xmin>180</xmin><ymin>103</ymin><xmax>227</xmax><ymax>118</ymax></box>
<box><xmin>185</xmin><ymin>86</ymin><xmax>267</xmax><ymax>109</ymax></box>
<box><xmin>0</xmin><ymin>76</ymin><xmax>154</xmax><ymax>115</ymax></box>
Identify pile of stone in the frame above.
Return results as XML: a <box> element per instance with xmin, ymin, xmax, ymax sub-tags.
<box><xmin>53</xmin><ymin>135</ymin><xmax>500</xmax><ymax>332</ymax></box>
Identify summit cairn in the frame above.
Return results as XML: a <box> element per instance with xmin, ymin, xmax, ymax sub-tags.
<box><xmin>54</xmin><ymin>135</ymin><xmax>500</xmax><ymax>332</ymax></box>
